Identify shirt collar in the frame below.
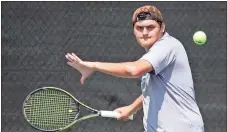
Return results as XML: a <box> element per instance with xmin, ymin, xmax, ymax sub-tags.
<box><xmin>159</xmin><ymin>32</ymin><xmax>169</xmax><ymax>41</ymax></box>
<box><xmin>145</xmin><ymin>32</ymin><xmax>170</xmax><ymax>52</ymax></box>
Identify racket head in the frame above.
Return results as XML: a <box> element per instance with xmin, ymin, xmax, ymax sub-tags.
<box><xmin>23</xmin><ymin>87</ymin><xmax>80</xmax><ymax>131</ymax></box>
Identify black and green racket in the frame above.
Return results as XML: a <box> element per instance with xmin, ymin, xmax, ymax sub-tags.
<box><xmin>23</xmin><ymin>87</ymin><xmax>133</xmax><ymax>131</ymax></box>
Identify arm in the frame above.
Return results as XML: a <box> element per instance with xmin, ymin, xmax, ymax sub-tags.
<box><xmin>65</xmin><ymin>53</ymin><xmax>153</xmax><ymax>84</ymax></box>
<box><xmin>66</xmin><ymin>53</ymin><xmax>153</xmax><ymax>83</ymax></box>
<box><xmin>130</xmin><ymin>94</ymin><xmax>143</xmax><ymax>113</ymax></box>
<box><xmin>114</xmin><ymin>94</ymin><xmax>143</xmax><ymax>120</ymax></box>
<box><xmin>89</xmin><ymin>60</ymin><xmax>153</xmax><ymax>78</ymax></box>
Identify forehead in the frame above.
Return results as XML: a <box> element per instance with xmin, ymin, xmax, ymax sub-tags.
<box><xmin>135</xmin><ymin>20</ymin><xmax>158</xmax><ymax>27</ymax></box>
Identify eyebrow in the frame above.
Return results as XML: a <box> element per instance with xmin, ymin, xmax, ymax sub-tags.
<box><xmin>136</xmin><ymin>24</ymin><xmax>156</xmax><ymax>27</ymax></box>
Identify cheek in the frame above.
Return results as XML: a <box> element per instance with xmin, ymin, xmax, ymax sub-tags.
<box><xmin>149</xmin><ymin>31</ymin><xmax>161</xmax><ymax>39</ymax></box>
<box><xmin>134</xmin><ymin>31</ymin><xmax>141</xmax><ymax>38</ymax></box>
<box><xmin>149</xmin><ymin>30</ymin><xmax>159</xmax><ymax>36</ymax></box>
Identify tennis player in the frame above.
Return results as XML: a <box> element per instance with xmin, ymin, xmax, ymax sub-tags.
<box><xmin>66</xmin><ymin>5</ymin><xmax>204</xmax><ymax>132</ymax></box>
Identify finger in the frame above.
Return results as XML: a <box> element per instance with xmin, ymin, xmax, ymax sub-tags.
<box><xmin>118</xmin><ymin>116</ymin><xmax>128</xmax><ymax>121</ymax></box>
<box><xmin>65</xmin><ymin>54</ymin><xmax>71</xmax><ymax>60</ymax></box>
<box><xmin>65</xmin><ymin>54</ymin><xmax>75</xmax><ymax>62</ymax></box>
<box><xmin>67</xmin><ymin>53</ymin><xmax>80</xmax><ymax>60</ymax></box>
<box><xmin>67</xmin><ymin>62</ymin><xmax>73</xmax><ymax>67</ymax></box>
<box><xmin>67</xmin><ymin>61</ymin><xmax>76</xmax><ymax>66</ymax></box>
<box><xmin>117</xmin><ymin>115</ymin><xmax>123</xmax><ymax>120</ymax></box>
<box><xmin>116</xmin><ymin>113</ymin><xmax>125</xmax><ymax>120</ymax></box>
<box><xmin>120</xmin><ymin>115</ymin><xmax>129</xmax><ymax>120</ymax></box>
<box><xmin>72</xmin><ymin>53</ymin><xmax>82</xmax><ymax>62</ymax></box>
<box><xmin>118</xmin><ymin>116</ymin><xmax>124</xmax><ymax>120</ymax></box>
<box><xmin>66</xmin><ymin>53</ymin><xmax>72</xmax><ymax>58</ymax></box>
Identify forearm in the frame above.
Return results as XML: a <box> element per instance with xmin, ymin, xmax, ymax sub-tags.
<box><xmin>130</xmin><ymin>94</ymin><xmax>143</xmax><ymax>113</ymax></box>
<box><xmin>92</xmin><ymin>62</ymin><xmax>141</xmax><ymax>78</ymax></box>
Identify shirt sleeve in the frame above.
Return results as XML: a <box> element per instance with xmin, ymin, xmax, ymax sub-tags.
<box><xmin>140</xmin><ymin>41</ymin><xmax>176</xmax><ymax>75</ymax></box>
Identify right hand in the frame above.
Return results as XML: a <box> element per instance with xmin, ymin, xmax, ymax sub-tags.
<box><xmin>114</xmin><ymin>105</ymin><xmax>134</xmax><ymax>121</ymax></box>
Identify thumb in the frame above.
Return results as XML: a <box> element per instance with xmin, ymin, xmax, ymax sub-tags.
<box><xmin>114</xmin><ymin>108</ymin><xmax>122</xmax><ymax>113</ymax></box>
<box><xmin>80</xmin><ymin>76</ymin><xmax>86</xmax><ymax>84</ymax></box>
<box><xmin>114</xmin><ymin>109</ymin><xmax>123</xmax><ymax>120</ymax></box>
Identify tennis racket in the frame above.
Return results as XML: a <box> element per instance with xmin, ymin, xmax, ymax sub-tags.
<box><xmin>23</xmin><ymin>87</ymin><xmax>133</xmax><ymax>131</ymax></box>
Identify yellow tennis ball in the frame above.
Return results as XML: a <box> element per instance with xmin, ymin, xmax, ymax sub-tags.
<box><xmin>68</xmin><ymin>109</ymin><xmax>73</xmax><ymax>112</ymax></box>
<box><xmin>193</xmin><ymin>31</ymin><xmax>207</xmax><ymax>45</ymax></box>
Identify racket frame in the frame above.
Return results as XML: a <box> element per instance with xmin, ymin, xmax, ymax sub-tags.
<box><xmin>23</xmin><ymin>87</ymin><xmax>100</xmax><ymax>131</ymax></box>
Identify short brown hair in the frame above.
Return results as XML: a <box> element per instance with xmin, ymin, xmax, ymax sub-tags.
<box><xmin>132</xmin><ymin>5</ymin><xmax>163</xmax><ymax>27</ymax></box>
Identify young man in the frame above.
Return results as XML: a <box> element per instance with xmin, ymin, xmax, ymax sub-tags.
<box><xmin>65</xmin><ymin>5</ymin><xmax>204</xmax><ymax>132</ymax></box>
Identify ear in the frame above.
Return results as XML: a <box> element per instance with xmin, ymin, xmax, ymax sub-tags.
<box><xmin>161</xmin><ymin>23</ymin><xmax>165</xmax><ymax>33</ymax></box>
<box><xmin>133</xmin><ymin>27</ymin><xmax>136</xmax><ymax>36</ymax></box>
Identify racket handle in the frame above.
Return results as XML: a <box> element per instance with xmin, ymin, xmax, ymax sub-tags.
<box><xmin>100</xmin><ymin>110</ymin><xmax>133</xmax><ymax>120</ymax></box>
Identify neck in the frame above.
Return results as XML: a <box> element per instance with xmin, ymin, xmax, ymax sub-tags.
<box><xmin>145</xmin><ymin>48</ymin><xmax>149</xmax><ymax>52</ymax></box>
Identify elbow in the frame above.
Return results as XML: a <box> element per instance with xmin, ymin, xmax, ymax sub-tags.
<box><xmin>126</xmin><ymin>66</ymin><xmax>143</xmax><ymax>78</ymax></box>
<box><xmin>130</xmin><ymin>70</ymin><xmax>143</xmax><ymax>78</ymax></box>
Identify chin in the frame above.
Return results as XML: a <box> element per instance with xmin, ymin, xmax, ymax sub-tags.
<box><xmin>136</xmin><ymin>38</ymin><xmax>155</xmax><ymax>48</ymax></box>
<box><xmin>140</xmin><ymin>41</ymin><xmax>154</xmax><ymax>48</ymax></box>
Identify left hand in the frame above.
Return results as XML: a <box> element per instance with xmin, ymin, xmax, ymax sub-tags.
<box><xmin>114</xmin><ymin>105</ymin><xmax>134</xmax><ymax>121</ymax></box>
<box><xmin>65</xmin><ymin>53</ymin><xmax>95</xmax><ymax>84</ymax></box>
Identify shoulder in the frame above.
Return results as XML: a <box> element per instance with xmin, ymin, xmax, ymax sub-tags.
<box><xmin>154</xmin><ymin>32</ymin><xmax>184</xmax><ymax>50</ymax></box>
<box><xmin>162</xmin><ymin>32</ymin><xmax>182</xmax><ymax>45</ymax></box>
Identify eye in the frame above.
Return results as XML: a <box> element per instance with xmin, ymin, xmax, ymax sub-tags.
<box><xmin>147</xmin><ymin>26</ymin><xmax>154</xmax><ymax>30</ymax></box>
<box><xmin>136</xmin><ymin>26</ymin><xmax>143</xmax><ymax>30</ymax></box>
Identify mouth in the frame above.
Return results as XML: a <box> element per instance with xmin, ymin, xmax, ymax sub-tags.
<box><xmin>142</xmin><ymin>37</ymin><xmax>151</xmax><ymax>40</ymax></box>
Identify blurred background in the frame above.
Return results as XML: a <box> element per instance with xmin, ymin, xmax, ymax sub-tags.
<box><xmin>1</xmin><ymin>2</ymin><xmax>226</xmax><ymax>132</ymax></box>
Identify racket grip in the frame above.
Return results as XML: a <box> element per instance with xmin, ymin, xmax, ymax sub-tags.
<box><xmin>100</xmin><ymin>110</ymin><xmax>133</xmax><ymax>120</ymax></box>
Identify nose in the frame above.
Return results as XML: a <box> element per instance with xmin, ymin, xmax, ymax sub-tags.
<box><xmin>142</xmin><ymin>28</ymin><xmax>148</xmax><ymax>35</ymax></box>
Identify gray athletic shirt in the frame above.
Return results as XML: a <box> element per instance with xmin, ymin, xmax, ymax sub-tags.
<box><xmin>140</xmin><ymin>32</ymin><xmax>204</xmax><ymax>132</ymax></box>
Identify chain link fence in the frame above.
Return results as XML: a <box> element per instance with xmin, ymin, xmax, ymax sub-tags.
<box><xmin>1</xmin><ymin>2</ymin><xmax>226</xmax><ymax>132</ymax></box>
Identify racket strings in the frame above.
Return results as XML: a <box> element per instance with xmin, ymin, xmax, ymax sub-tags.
<box><xmin>24</xmin><ymin>89</ymin><xmax>79</xmax><ymax>130</ymax></box>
